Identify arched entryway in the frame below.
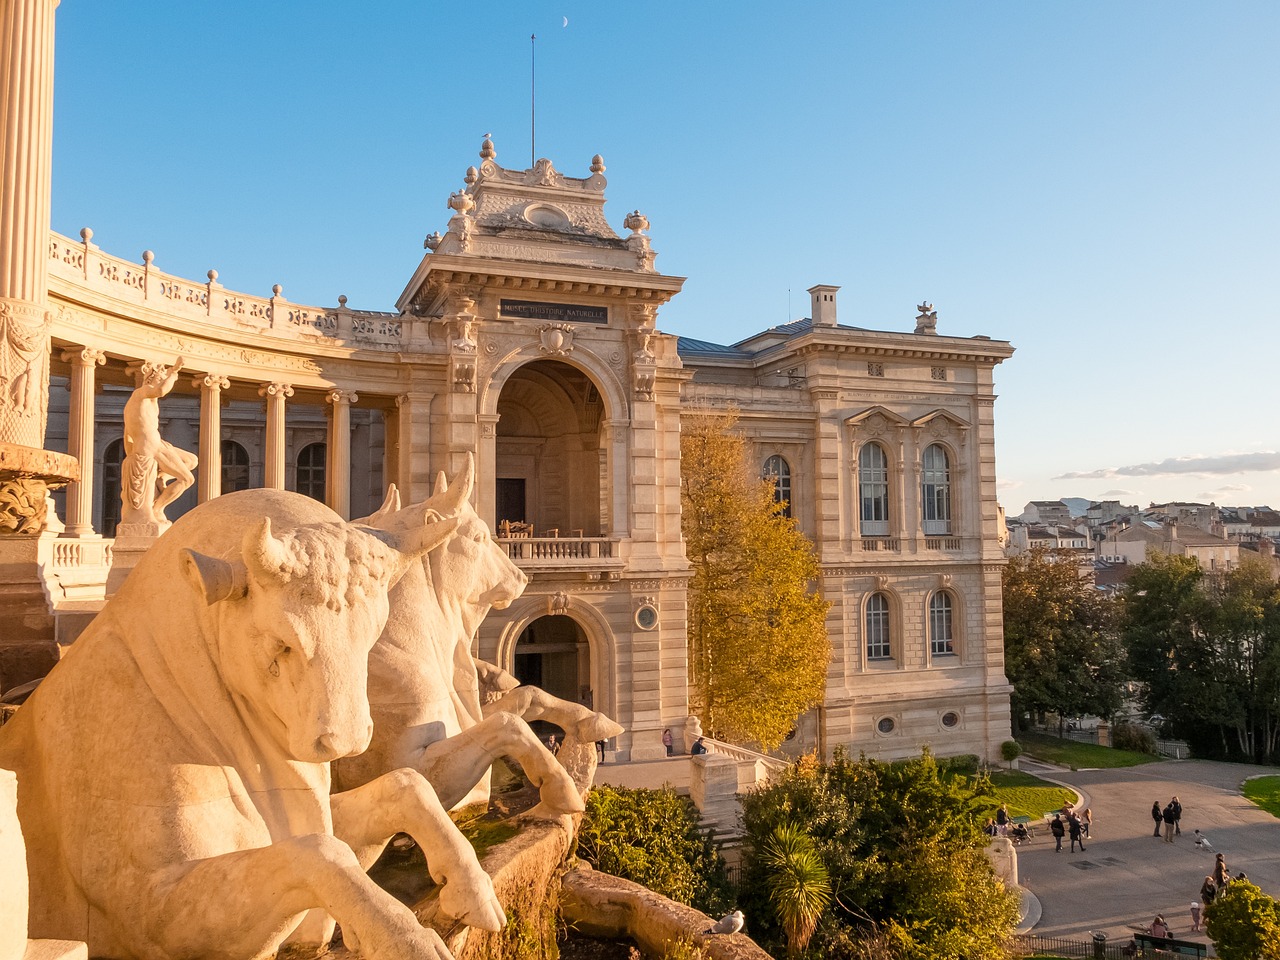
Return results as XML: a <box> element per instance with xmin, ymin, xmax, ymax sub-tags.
<box><xmin>513</xmin><ymin>613</ymin><xmax>593</xmax><ymax>739</ymax></box>
<box><xmin>494</xmin><ymin>359</ymin><xmax>606</xmax><ymax>537</ymax></box>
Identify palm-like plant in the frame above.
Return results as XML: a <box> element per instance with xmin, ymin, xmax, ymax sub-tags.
<box><xmin>763</xmin><ymin>821</ymin><xmax>832</xmax><ymax>957</ymax></box>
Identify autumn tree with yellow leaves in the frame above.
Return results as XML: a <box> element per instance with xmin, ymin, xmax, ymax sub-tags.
<box><xmin>680</xmin><ymin>411</ymin><xmax>830</xmax><ymax>751</ymax></box>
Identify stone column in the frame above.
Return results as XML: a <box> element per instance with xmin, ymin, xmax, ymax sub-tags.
<box><xmin>258</xmin><ymin>382</ymin><xmax>292</xmax><ymax>489</ymax></box>
<box><xmin>0</xmin><ymin>0</ymin><xmax>58</xmax><ymax>450</ymax></box>
<box><xmin>60</xmin><ymin>346</ymin><xmax>104</xmax><ymax>535</ymax></box>
<box><xmin>326</xmin><ymin>389</ymin><xmax>357</xmax><ymax>519</ymax></box>
<box><xmin>192</xmin><ymin>373</ymin><xmax>229</xmax><ymax>502</ymax></box>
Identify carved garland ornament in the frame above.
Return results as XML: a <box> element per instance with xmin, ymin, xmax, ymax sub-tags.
<box><xmin>0</xmin><ymin>479</ymin><xmax>48</xmax><ymax>535</ymax></box>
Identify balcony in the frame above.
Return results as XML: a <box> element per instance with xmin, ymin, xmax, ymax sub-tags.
<box><xmin>924</xmin><ymin>537</ymin><xmax>963</xmax><ymax>551</ymax></box>
<box><xmin>497</xmin><ymin>535</ymin><xmax>623</xmax><ymax>572</ymax></box>
<box><xmin>860</xmin><ymin>538</ymin><xmax>902</xmax><ymax>552</ymax></box>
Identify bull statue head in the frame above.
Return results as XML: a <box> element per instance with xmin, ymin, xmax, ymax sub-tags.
<box><xmin>179</xmin><ymin>507</ymin><xmax>458</xmax><ymax>763</ymax></box>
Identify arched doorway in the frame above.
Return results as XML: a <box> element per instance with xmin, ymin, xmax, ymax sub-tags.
<box><xmin>494</xmin><ymin>360</ymin><xmax>606</xmax><ymax>537</ymax></box>
<box><xmin>512</xmin><ymin>613</ymin><xmax>592</xmax><ymax>740</ymax></box>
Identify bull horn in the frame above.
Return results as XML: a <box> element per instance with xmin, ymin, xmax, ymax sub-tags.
<box><xmin>438</xmin><ymin>453</ymin><xmax>473</xmax><ymax>514</ymax></box>
<box><xmin>180</xmin><ymin>549</ymin><xmax>248</xmax><ymax>604</ymax></box>
<box><xmin>244</xmin><ymin>517</ymin><xmax>292</xmax><ymax>584</ymax></box>
<box><xmin>355</xmin><ymin>484</ymin><xmax>401</xmax><ymax>526</ymax></box>
<box><xmin>386</xmin><ymin>515</ymin><xmax>459</xmax><ymax>584</ymax></box>
<box><xmin>433</xmin><ymin>471</ymin><xmax>448</xmax><ymax>497</ymax></box>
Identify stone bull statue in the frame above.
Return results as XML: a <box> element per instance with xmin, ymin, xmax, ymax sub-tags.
<box><xmin>334</xmin><ymin>455</ymin><xmax>623</xmax><ymax>814</ymax></box>
<box><xmin>0</xmin><ymin>489</ymin><xmax>504</xmax><ymax>960</ymax></box>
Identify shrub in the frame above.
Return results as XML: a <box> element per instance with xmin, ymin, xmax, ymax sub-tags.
<box><xmin>1111</xmin><ymin>723</ymin><xmax>1157</xmax><ymax>754</ymax></box>
<box><xmin>1000</xmin><ymin>740</ymin><xmax>1023</xmax><ymax>766</ymax></box>
<box><xmin>577</xmin><ymin>785</ymin><xmax>731</xmax><ymax>916</ymax></box>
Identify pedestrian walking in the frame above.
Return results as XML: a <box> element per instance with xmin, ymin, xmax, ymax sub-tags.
<box><xmin>1172</xmin><ymin>795</ymin><xmax>1183</xmax><ymax>836</ymax></box>
<box><xmin>1069</xmin><ymin>814</ymin><xmax>1086</xmax><ymax>852</ymax></box>
<box><xmin>1151</xmin><ymin>801</ymin><xmax>1163</xmax><ymax>838</ymax></box>
<box><xmin>1213</xmin><ymin>853</ymin><xmax>1229</xmax><ymax>888</ymax></box>
<box><xmin>1200</xmin><ymin>876</ymin><xmax>1217</xmax><ymax>906</ymax></box>
<box><xmin>1082</xmin><ymin>806</ymin><xmax>1093</xmax><ymax>838</ymax></box>
<box><xmin>547</xmin><ymin>734</ymin><xmax>560</xmax><ymax>756</ymax></box>
<box><xmin>1162</xmin><ymin>802</ymin><xmax>1176</xmax><ymax>843</ymax></box>
<box><xmin>1050</xmin><ymin>813</ymin><xmax>1065</xmax><ymax>852</ymax></box>
<box><xmin>1189</xmin><ymin>901</ymin><xmax>1202</xmax><ymax>933</ymax></box>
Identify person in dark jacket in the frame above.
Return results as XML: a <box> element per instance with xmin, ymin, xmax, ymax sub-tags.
<box><xmin>1162</xmin><ymin>802</ymin><xmax>1176</xmax><ymax>843</ymax></box>
<box><xmin>1068</xmin><ymin>813</ymin><xmax>1087</xmax><ymax>852</ymax></box>
<box><xmin>1050</xmin><ymin>813</ymin><xmax>1066</xmax><ymax>852</ymax></box>
<box><xmin>1151</xmin><ymin>801</ymin><xmax>1163</xmax><ymax>837</ymax></box>
<box><xmin>1171</xmin><ymin>795</ymin><xmax>1182</xmax><ymax>835</ymax></box>
<box><xmin>1200</xmin><ymin>875</ymin><xmax>1217</xmax><ymax>906</ymax></box>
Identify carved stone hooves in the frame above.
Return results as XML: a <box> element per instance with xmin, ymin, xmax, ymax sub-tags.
<box><xmin>459</xmin><ymin>895</ymin><xmax>506</xmax><ymax>933</ymax></box>
<box><xmin>574</xmin><ymin>712</ymin><xmax>624</xmax><ymax>743</ymax></box>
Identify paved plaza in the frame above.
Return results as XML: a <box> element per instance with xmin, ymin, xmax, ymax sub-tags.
<box><xmin>1017</xmin><ymin>757</ymin><xmax>1280</xmax><ymax>952</ymax></box>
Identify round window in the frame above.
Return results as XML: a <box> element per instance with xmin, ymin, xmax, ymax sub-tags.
<box><xmin>877</xmin><ymin>716</ymin><xmax>896</xmax><ymax>735</ymax></box>
<box><xmin>941</xmin><ymin>711</ymin><xmax>960</xmax><ymax>728</ymax></box>
<box><xmin>635</xmin><ymin>604</ymin><xmax>658</xmax><ymax>631</ymax></box>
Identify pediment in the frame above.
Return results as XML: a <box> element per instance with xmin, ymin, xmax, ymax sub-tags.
<box><xmin>911</xmin><ymin>409</ymin><xmax>970</xmax><ymax>430</ymax></box>
<box><xmin>846</xmin><ymin>406</ymin><xmax>911</xmax><ymax>431</ymax></box>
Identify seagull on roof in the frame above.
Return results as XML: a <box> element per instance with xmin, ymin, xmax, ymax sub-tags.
<box><xmin>704</xmin><ymin>910</ymin><xmax>744</xmax><ymax>935</ymax></box>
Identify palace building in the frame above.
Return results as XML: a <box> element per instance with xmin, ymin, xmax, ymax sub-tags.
<box><xmin>0</xmin><ymin>2</ymin><xmax>1014</xmax><ymax>763</ymax></box>
<box><xmin>29</xmin><ymin>139</ymin><xmax>1016</xmax><ymax>762</ymax></box>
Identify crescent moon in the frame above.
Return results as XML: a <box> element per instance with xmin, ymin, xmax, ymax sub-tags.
<box><xmin>563</xmin><ymin>16</ymin><xmax>568</xmax><ymax>26</ymax></box>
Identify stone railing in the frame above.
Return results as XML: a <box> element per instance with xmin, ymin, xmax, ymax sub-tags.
<box><xmin>700</xmin><ymin>736</ymin><xmax>791</xmax><ymax>777</ymax></box>
<box><xmin>498</xmin><ymin>536</ymin><xmax>618</xmax><ymax>563</ymax></box>
<box><xmin>924</xmin><ymin>537</ymin><xmax>963</xmax><ymax>551</ymax></box>
<box><xmin>860</xmin><ymin>537</ymin><xmax>902</xmax><ymax>552</ymax></box>
<box><xmin>48</xmin><ymin>230</ymin><xmax>405</xmax><ymax>351</ymax></box>
<box><xmin>38</xmin><ymin>535</ymin><xmax>113</xmax><ymax>605</ymax></box>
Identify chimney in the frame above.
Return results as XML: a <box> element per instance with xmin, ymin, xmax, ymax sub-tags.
<box><xmin>808</xmin><ymin>284</ymin><xmax>839</xmax><ymax>326</ymax></box>
<box><xmin>1261</xmin><ymin>538</ymin><xmax>1275</xmax><ymax>558</ymax></box>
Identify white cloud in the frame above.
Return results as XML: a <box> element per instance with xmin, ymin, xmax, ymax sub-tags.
<box><xmin>1101</xmin><ymin>488</ymin><xmax>1141</xmax><ymax>497</ymax></box>
<box><xmin>1055</xmin><ymin>452</ymin><xmax>1280</xmax><ymax>481</ymax></box>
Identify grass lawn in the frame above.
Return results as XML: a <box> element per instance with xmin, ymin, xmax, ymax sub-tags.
<box><xmin>1016</xmin><ymin>731</ymin><xmax>1159</xmax><ymax>770</ymax></box>
<box><xmin>982</xmin><ymin>769</ymin><xmax>1076</xmax><ymax>820</ymax></box>
<box><xmin>1243</xmin><ymin>775</ymin><xmax>1280</xmax><ymax>818</ymax></box>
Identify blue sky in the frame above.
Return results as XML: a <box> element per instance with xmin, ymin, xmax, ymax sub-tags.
<box><xmin>50</xmin><ymin>2</ymin><xmax>1280</xmax><ymax>513</ymax></box>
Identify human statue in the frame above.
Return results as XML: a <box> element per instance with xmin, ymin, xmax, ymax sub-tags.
<box><xmin>121</xmin><ymin>356</ymin><xmax>197</xmax><ymax>528</ymax></box>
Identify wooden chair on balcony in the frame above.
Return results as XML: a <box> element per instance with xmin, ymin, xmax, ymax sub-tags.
<box><xmin>498</xmin><ymin>520</ymin><xmax>533</xmax><ymax>538</ymax></box>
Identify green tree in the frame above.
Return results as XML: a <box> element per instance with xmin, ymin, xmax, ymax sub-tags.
<box><xmin>1205</xmin><ymin>879</ymin><xmax>1280</xmax><ymax>960</ymax></box>
<box><xmin>1123</xmin><ymin>554</ymin><xmax>1280</xmax><ymax>761</ymax></box>
<box><xmin>681</xmin><ymin>411</ymin><xmax>831</xmax><ymax>751</ymax></box>
<box><xmin>1002</xmin><ymin>547</ymin><xmax>1125</xmax><ymax>732</ymax></box>
<box><xmin>762</xmin><ymin>822</ymin><xmax>831</xmax><ymax>957</ymax></box>
<box><xmin>738</xmin><ymin>750</ymin><xmax>1016</xmax><ymax>960</ymax></box>
<box><xmin>577</xmin><ymin>785</ymin><xmax>730</xmax><ymax>915</ymax></box>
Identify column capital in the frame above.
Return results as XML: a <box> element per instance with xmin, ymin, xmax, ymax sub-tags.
<box><xmin>191</xmin><ymin>373</ymin><xmax>230</xmax><ymax>391</ymax></box>
<box><xmin>60</xmin><ymin>346</ymin><xmax>106</xmax><ymax>367</ymax></box>
<box><xmin>258</xmin><ymin>382</ymin><xmax>295</xmax><ymax>399</ymax></box>
<box><xmin>326</xmin><ymin>389</ymin><xmax>359</xmax><ymax>406</ymax></box>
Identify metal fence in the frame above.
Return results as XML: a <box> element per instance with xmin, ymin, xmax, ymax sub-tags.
<box><xmin>1013</xmin><ymin>933</ymin><xmax>1189</xmax><ymax>959</ymax></box>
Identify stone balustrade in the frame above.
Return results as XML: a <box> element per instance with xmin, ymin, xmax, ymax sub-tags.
<box><xmin>48</xmin><ymin>231</ymin><xmax>404</xmax><ymax>351</ymax></box>
<box><xmin>497</xmin><ymin>536</ymin><xmax>618</xmax><ymax>564</ymax></box>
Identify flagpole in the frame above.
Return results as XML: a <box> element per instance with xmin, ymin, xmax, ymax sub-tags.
<box><xmin>530</xmin><ymin>34</ymin><xmax>537</xmax><ymax>167</ymax></box>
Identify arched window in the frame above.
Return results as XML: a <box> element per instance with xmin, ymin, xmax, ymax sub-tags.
<box><xmin>222</xmin><ymin>441</ymin><xmax>251</xmax><ymax>493</ymax></box>
<box><xmin>763</xmin><ymin>455</ymin><xmax>792</xmax><ymax>519</ymax></box>
<box><xmin>100</xmin><ymin>438</ymin><xmax>125</xmax><ymax>537</ymax></box>
<box><xmin>296</xmin><ymin>442</ymin><xmax>327</xmax><ymax>502</ymax></box>
<box><xmin>859</xmin><ymin>442</ymin><xmax>890</xmax><ymax>535</ymax></box>
<box><xmin>866</xmin><ymin>592</ymin><xmax>892</xmax><ymax>661</ymax></box>
<box><xmin>929</xmin><ymin>591</ymin><xmax>955</xmax><ymax>657</ymax></box>
<box><xmin>922</xmin><ymin>443</ymin><xmax>952</xmax><ymax>534</ymax></box>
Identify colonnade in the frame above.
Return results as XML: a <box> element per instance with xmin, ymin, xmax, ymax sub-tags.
<box><xmin>55</xmin><ymin>339</ymin><xmax>375</xmax><ymax>536</ymax></box>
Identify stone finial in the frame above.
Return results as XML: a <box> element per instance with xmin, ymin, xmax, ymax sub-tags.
<box><xmin>207</xmin><ymin>269</ymin><xmax>218</xmax><ymax>283</ymax></box>
<box><xmin>464</xmin><ymin>165</ymin><xmax>479</xmax><ymax>185</ymax></box>
<box><xmin>142</xmin><ymin>250</ymin><xmax>154</xmax><ymax>266</ymax></box>
<box><xmin>271</xmin><ymin>284</ymin><xmax>283</xmax><ymax>297</ymax></box>
<box><xmin>480</xmin><ymin>136</ymin><xmax>496</xmax><ymax>160</ymax></box>
<box><xmin>424</xmin><ymin>231</ymin><xmax>443</xmax><ymax>251</ymax></box>
<box><xmin>337</xmin><ymin>295</ymin><xmax>348</xmax><ymax>307</ymax></box>
<box><xmin>590</xmin><ymin>154</ymin><xmax>606</xmax><ymax>174</ymax></box>
<box><xmin>915</xmin><ymin>301</ymin><xmax>938</xmax><ymax>335</ymax></box>
<box><xmin>79</xmin><ymin>227</ymin><xmax>92</xmax><ymax>243</ymax></box>
<box><xmin>623</xmin><ymin>210</ymin><xmax>650</xmax><ymax>234</ymax></box>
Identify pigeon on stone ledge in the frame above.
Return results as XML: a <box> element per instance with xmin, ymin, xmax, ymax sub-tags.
<box><xmin>704</xmin><ymin>909</ymin><xmax>745</xmax><ymax>935</ymax></box>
